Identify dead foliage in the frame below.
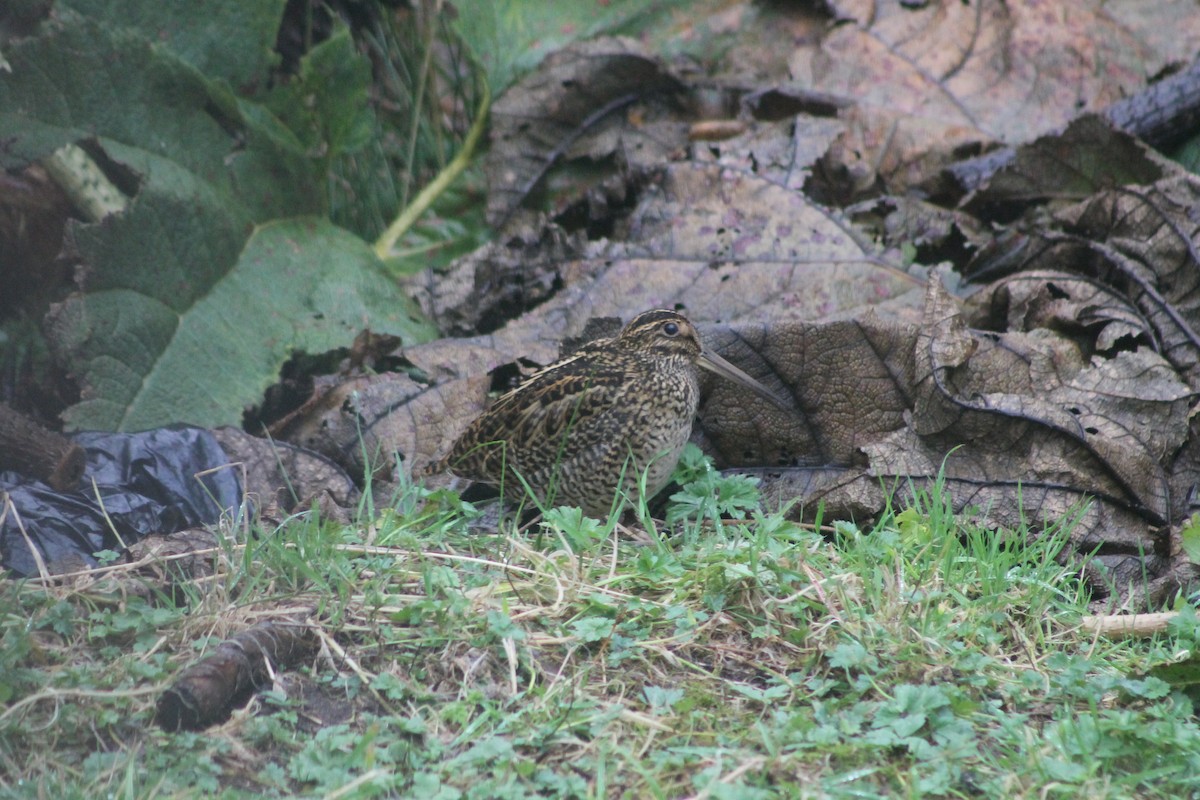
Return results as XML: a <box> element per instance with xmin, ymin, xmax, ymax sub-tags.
<box><xmin>270</xmin><ymin>8</ymin><xmax>1200</xmax><ymax>605</ymax></box>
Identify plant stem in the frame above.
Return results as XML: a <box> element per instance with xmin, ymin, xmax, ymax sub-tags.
<box><xmin>374</xmin><ymin>74</ymin><xmax>490</xmax><ymax>261</ymax></box>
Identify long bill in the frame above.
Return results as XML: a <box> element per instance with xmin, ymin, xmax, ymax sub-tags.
<box><xmin>697</xmin><ymin>349</ymin><xmax>791</xmax><ymax>410</ymax></box>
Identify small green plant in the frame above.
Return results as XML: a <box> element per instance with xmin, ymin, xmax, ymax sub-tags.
<box><xmin>666</xmin><ymin>443</ymin><xmax>763</xmax><ymax>535</ymax></box>
<box><xmin>540</xmin><ymin>505</ymin><xmax>609</xmax><ymax>554</ymax></box>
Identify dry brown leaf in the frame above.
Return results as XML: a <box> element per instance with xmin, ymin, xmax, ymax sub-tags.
<box><xmin>814</xmin><ymin>105</ymin><xmax>990</xmax><ymax>200</ymax></box>
<box><xmin>969</xmin><ymin>170</ymin><xmax>1200</xmax><ymax>387</ymax></box>
<box><xmin>980</xmin><ymin>270</ymin><xmax>1151</xmax><ymax>354</ymax></box>
<box><xmin>212</xmin><ymin>428</ymin><xmax>358</xmax><ymax>522</ymax></box>
<box><xmin>913</xmin><ymin>283</ymin><xmax>1187</xmax><ymax>522</ymax></box>
<box><xmin>255</xmin><ymin>4</ymin><xmax>1200</xmax><ymax>608</ymax></box>
<box><xmin>1061</xmin><ymin>174</ymin><xmax>1200</xmax><ymax>384</ymax></box>
<box><xmin>401</xmin><ymin>161</ymin><xmax>925</xmax><ymax>382</ymax></box>
<box><xmin>957</xmin><ymin>116</ymin><xmax>1164</xmax><ymax>208</ymax></box>
<box><xmin>685</xmin><ymin>278</ymin><xmax>1191</xmax><ymax>601</ymax></box>
<box><xmin>486</xmin><ymin>37</ymin><xmax>684</xmax><ymax>226</ymax></box>
<box><xmin>270</xmin><ymin>369</ymin><xmax>492</xmax><ymax>483</ymax></box>
<box><xmin>1100</xmin><ymin>0</ymin><xmax>1200</xmax><ymax>75</ymax></box>
<box><xmin>403</xmin><ymin>222</ymin><xmax>591</xmax><ymax>336</ymax></box>
<box><xmin>805</xmin><ymin>0</ymin><xmax>1147</xmax><ymax>143</ymax></box>
<box><xmin>415</xmin><ymin>162</ymin><xmax>923</xmax><ymax>340</ymax></box>
<box><xmin>697</xmin><ymin>314</ymin><xmax>915</xmax><ymax>469</ymax></box>
<box><xmin>693</xmin><ymin>116</ymin><xmax>846</xmax><ymax>193</ymax></box>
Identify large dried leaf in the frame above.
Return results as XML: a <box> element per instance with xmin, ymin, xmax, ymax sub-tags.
<box><xmin>1100</xmin><ymin>0</ymin><xmax>1200</xmax><ymax>75</ymax></box>
<box><xmin>697</xmin><ymin>116</ymin><xmax>846</xmax><ymax>194</ymax></box>
<box><xmin>1062</xmin><ymin>174</ymin><xmax>1200</xmax><ymax>384</ymax></box>
<box><xmin>696</xmin><ymin>315</ymin><xmax>915</xmax><ymax>469</ymax></box>
<box><xmin>980</xmin><ymin>269</ymin><xmax>1150</xmax><ymax>354</ymax></box>
<box><xmin>958</xmin><ymin>163</ymin><xmax>1200</xmax><ymax>601</ymax></box>
<box><xmin>698</xmin><ymin>282</ymin><xmax>1190</xmax><ymax>518</ymax></box>
<box><xmin>700</xmin><ymin>280</ymin><xmax>1190</xmax><ymax>599</ymax></box>
<box><xmin>272</xmin><ymin>364</ymin><xmax>490</xmax><ymax>484</ymax></box>
<box><xmin>954</xmin><ymin>116</ymin><xmax>1165</xmax><ymax>207</ymax></box>
<box><xmin>409</xmin><ymin>162</ymin><xmax>921</xmax><ymax>343</ymax></box>
<box><xmin>299</xmin><ymin>154</ymin><xmax>926</xmax><ymax>482</ymax></box>
<box><xmin>485</xmin><ymin>37</ymin><xmax>684</xmax><ymax>226</ymax></box>
<box><xmin>811</xmin><ymin>104</ymin><xmax>989</xmax><ymax>201</ymax></box>
<box><xmin>796</xmin><ymin>1</ymin><xmax>1200</xmax><ymax>201</ymax></box>
<box><xmin>971</xmin><ymin>171</ymin><xmax>1200</xmax><ymax>387</ymax></box>
<box><xmin>212</xmin><ymin>427</ymin><xmax>357</xmax><ymax>522</ymax></box>
<box><xmin>806</xmin><ymin>0</ymin><xmax>1147</xmax><ymax>143</ymax></box>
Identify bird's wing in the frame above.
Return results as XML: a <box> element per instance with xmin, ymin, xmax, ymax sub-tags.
<box><xmin>446</xmin><ymin>347</ymin><xmax>637</xmax><ymax>481</ymax></box>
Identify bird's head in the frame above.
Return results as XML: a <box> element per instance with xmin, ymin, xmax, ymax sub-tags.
<box><xmin>619</xmin><ymin>309</ymin><xmax>787</xmax><ymax>407</ymax></box>
<box><xmin>618</xmin><ymin>309</ymin><xmax>703</xmax><ymax>360</ymax></box>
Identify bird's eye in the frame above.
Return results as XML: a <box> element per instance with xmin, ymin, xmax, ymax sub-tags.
<box><xmin>662</xmin><ymin>322</ymin><xmax>680</xmax><ymax>336</ymax></box>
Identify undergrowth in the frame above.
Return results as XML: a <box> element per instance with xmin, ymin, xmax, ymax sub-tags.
<box><xmin>3</xmin><ymin>448</ymin><xmax>1200</xmax><ymax>799</ymax></box>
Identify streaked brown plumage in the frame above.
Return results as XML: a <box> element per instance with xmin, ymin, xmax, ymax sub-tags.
<box><xmin>440</xmin><ymin>309</ymin><xmax>782</xmax><ymax>516</ymax></box>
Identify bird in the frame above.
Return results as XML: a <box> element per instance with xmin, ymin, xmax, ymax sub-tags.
<box><xmin>436</xmin><ymin>309</ymin><xmax>785</xmax><ymax>517</ymax></box>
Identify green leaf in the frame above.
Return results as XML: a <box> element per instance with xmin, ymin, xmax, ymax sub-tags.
<box><xmin>265</xmin><ymin>26</ymin><xmax>375</xmax><ymax>158</ymax></box>
<box><xmin>542</xmin><ymin>506</ymin><xmax>607</xmax><ymax>551</ymax></box>
<box><xmin>1042</xmin><ymin>757</ymin><xmax>1088</xmax><ymax>783</ymax></box>
<box><xmin>1146</xmin><ymin>657</ymin><xmax>1200</xmax><ymax>689</ymax></box>
<box><xmin>667</xmin><ymin>453</ymin><xmax>761</xmax><ymax>525</ymax></box>
<box><xmin>570</xmin><ymin>616</ymin><xmax>616</xmax><ymax>643</ymax></box>
<box><xmin>0</xmin><ymin>16</ymin><xmax>245</xmax><ymax>173</ymax></box>
<box><xmin>728</xmin><ymin>682</ymin><xmax>791</xmax><ymax>704</ymax></box>
<box><xmin>1180</xmin><ymin>514</ymin><xmax>1200</xmax><ymax>565</ymax></box>
<box><xmin>1</xmin><ymin>15</ymin><xmax>434</xmax><ymax>429</ymax></box>
<box><xmin>828</xmin><ymin>641</ymin><xmax>877</xmax><ymax>672</ymax></box>
<box><xmin>486</xmin><ymin>610</ymin><xmax>526</xmax><ymax>641</ymax></box>
<box><xmin>642</xmin><ymin>685</ymin><xmax>684</xmax><ymax>712</ymax></box>
<box><xmin>50</xmin><ymin>217</ymin><xmax>435</xmax><ymax>430</ymax></box>
<box><xmin>58</xmin><ymin>0</ymin><xmax>287</xmax><ymax>89</ymax></box>
<box><xmin>451</xmin><ymin>0</ymin><xmax>677</xmax><ymax>94</ymax></box>
<box><xmin>1113</xmin><ymin>676</ymin><xmax>1171</xmax><ymax>700</ymax></box>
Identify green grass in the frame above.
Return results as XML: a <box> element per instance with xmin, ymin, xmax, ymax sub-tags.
<box><xmin>3</xmin><ymin>448</ymin><xmax>1200</xmax><ymax>799</ymax></box>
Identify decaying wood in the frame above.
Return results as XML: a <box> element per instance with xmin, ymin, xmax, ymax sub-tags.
<box><xmin>0</xmin><ymin>402</ymin><xmax>85</xmax><ymax>491</ymax></box>
<box><xmin>156</xmin><ymin>612</ymin><xmax>318</xmax><ymax>732</ymax></box>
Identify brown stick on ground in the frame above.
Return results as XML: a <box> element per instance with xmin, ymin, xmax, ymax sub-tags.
<box><xmin>0</xmin><ymin>402</ymin><xmax>85</xmax><ymax>490</ymax></box>
<box><xmin>156</xmin><ymin>613</ymin><xmax>318</xmax><ymax>732</ymax></box>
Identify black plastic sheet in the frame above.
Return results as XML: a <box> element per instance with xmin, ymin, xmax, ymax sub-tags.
<box><xmin>1</xmin><ymin>426</ymin><xmax>243</xmax><ymax>577</ymax></box>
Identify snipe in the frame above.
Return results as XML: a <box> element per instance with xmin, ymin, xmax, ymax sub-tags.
<box><xmin>438</xmin><ymin>309</ymin><xmax>784</xmax><ymax>516</ymax></box>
